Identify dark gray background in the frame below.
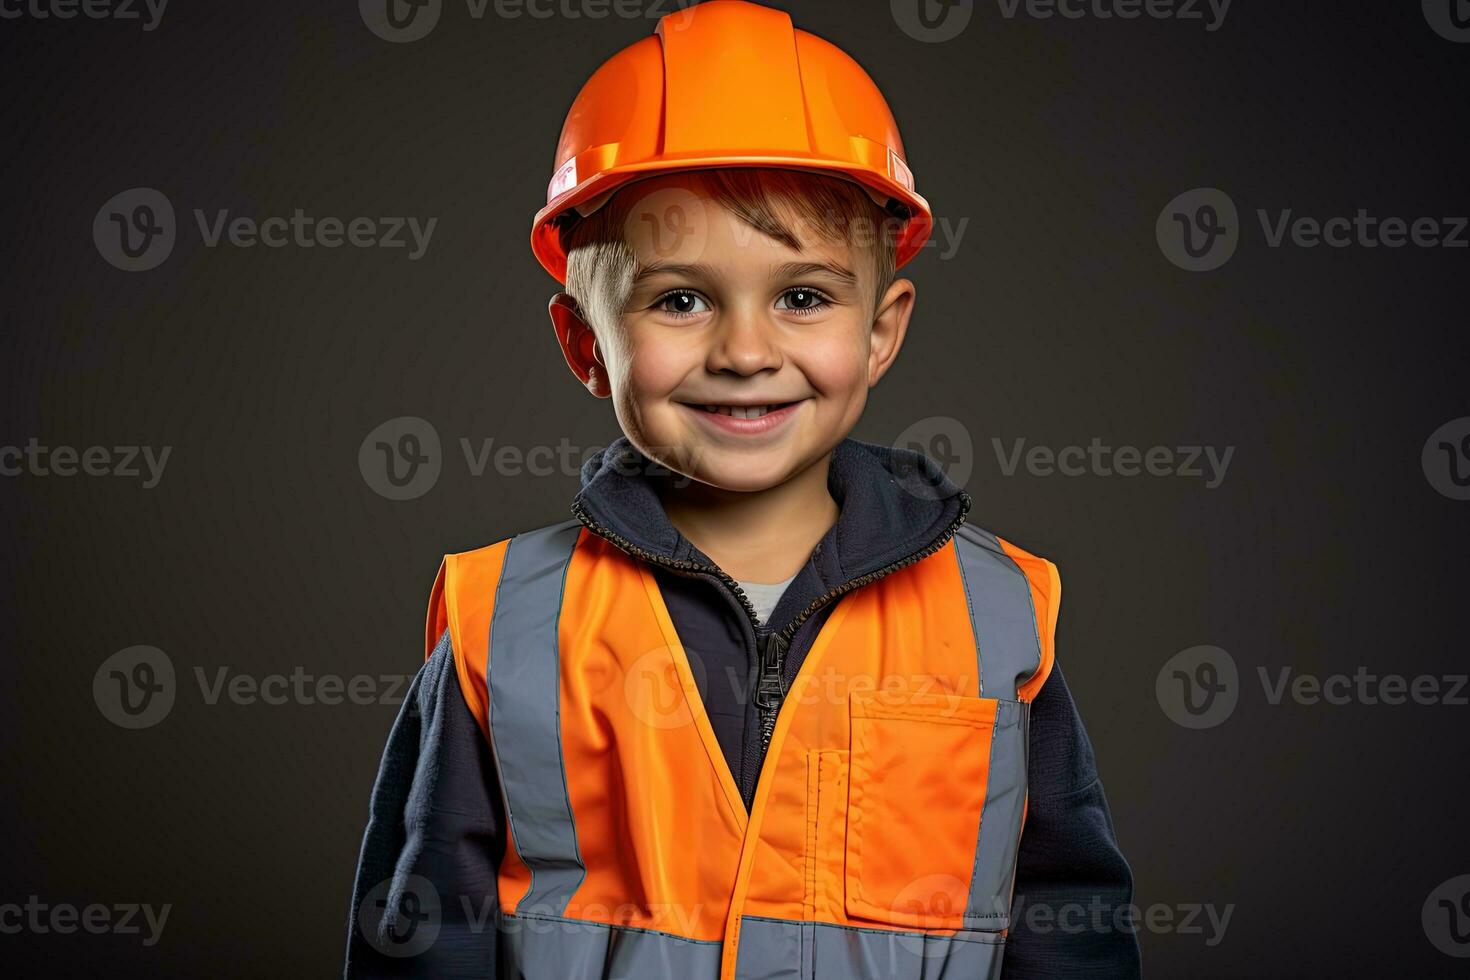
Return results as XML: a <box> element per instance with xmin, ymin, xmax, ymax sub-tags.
<box><xmin>2</xmin><ymin>1</ymin><xmax>1468</xmax><ymax>976</ymax></box>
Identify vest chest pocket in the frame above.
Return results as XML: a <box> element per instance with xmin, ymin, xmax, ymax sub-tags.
<box><xmin>842</xmin><ymin>690</ymin><xmax>1028</xmax><ymax>933</ymax></box>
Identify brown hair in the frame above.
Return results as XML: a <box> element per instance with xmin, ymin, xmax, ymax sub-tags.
<box><xmin>557</xmin><ymin>167</ymin><xmax>902</xmax><ymax>342</ymax></box>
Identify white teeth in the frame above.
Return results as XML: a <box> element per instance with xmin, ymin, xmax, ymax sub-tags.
<box><xmin>700</xmin><ymin>404</ymin><xmax>779</xmax><ymax>418</ymax></box>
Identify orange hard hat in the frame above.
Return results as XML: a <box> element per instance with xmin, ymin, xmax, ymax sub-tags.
<box><xmin>530</xmin><ymin>0</ymin><xmax>934</xmax><ymax>284</ymax></box>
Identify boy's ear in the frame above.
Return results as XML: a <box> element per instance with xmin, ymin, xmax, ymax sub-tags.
<box><xmin>549</xmin><ymin>293</ymin><xmax>611</xmax><ymax>398</ymax></box>
<box><xmin>867</xmin><ymin>277</ymin><xmax>916</xmax><ymax>388</ymax></box>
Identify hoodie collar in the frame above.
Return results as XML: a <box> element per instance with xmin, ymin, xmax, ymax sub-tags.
<box><xmin>570</xmin><ymin>434</ymin><xmax>971</xmax><ymax>590</ymax></box>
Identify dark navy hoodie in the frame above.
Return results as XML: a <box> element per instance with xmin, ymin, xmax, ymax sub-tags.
<box><xmin>344</xmin><ymin>435</ymin><xmax>1142</xmax><ymax>978</ymax></box>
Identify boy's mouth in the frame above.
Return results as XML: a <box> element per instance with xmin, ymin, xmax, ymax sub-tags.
<box><xmin>696</xmin><ymin>399</ymin><xmax>793</xmax><ymax>420</ymax></box>
<box><xmin>676</xmin><ymin>398</ymin><xmax>808</xmax><ymax>435</ymax></box>
<box><xmin>693</xmin><ymin>401</ymin><xmax>800</xmax><ymax>419</ymax></box>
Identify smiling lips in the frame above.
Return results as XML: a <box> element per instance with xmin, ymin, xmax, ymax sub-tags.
<box><xmin>697</xmin><ymin>402</ymin><xmax>795</xmax><ymax>418</ymax></box>
<box><xmin>682</xmin><ymin>399</ymin><xmax>805</xmax><ymax>433</ymax></box>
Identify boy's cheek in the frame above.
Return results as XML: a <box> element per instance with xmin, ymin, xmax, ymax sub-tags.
<box><xmin>791</xmin><ymin>344</ymin><xmax>870</xmax><ymax>396</ymax></box>
<box><xmin>620</xmin><ymin>359</ymin><xmax>685</xmax><ymax>405</ymax></box>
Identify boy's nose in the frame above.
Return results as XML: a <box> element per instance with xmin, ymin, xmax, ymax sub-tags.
<box><xmin>704</xmin><ymin>311</ymin><xmax>785</xmax><ymax>376</ymax></box>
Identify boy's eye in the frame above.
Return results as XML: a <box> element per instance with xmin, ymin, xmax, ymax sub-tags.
<box><xmin>654</xmin><ymin>287</ymin><xmax>834</xmax><ymax>319</ymax></box>
<box><xmin>775</xmin><ymin>288</ymin><xmax>832</xmax><ymax>315</ymax></box>
<box><xmin>656</xmin><ymin>290</ymin><xmax>711</xmax><ymax>318</ymax></box>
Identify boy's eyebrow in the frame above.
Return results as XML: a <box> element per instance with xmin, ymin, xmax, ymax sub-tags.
<box><xmin>630</xmin><ymin>261</ymin><xmax>717</xmax><ymax>287</ymax></box>
<box><xmin>631</xmin><ymin>260</ymin><xmax>858</xmax><ymax>288</ymax></box>
<box><xmin>770</xmin><ymin>260</ymin><xmax>859</xmax><ymax>286</ymax></box>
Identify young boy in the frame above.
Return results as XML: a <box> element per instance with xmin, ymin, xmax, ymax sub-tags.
<box><xmin>345</xmin><ymin>2</ymin><xmax>1138</xmax><ymax>977</ymax></box>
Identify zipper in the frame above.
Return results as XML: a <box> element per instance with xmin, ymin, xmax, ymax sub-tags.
<box><xmin>571</xmin><ymin>489</ymin><xmax>974</xmax><ymax>759</ymax></box>
<box><xmin>568</xmin><ymin>498</ymin><xmax>766</xmax><ymax>626</ymax></box>
<box><xmin>568</xmin><ymin>499</ymin><xmax>784</xmax><ymax>756</ymax></box>
<box><xmin>754</xmin><ymin>630</ymin><xmax>788</xmax><ymax>752</ymax></box>
<box><xmin>750</xmin><ymin>489</ymin><xmax>973</xmax><ymax>753</ymax></box>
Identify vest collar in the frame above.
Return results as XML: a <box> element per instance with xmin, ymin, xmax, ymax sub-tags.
<box><xmin>570</xmin><ymin>434</ymin><xmax>971</xmax><ymax>591</ymax></box>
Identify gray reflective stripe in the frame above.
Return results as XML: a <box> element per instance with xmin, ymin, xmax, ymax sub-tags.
<box><xmin>952</xmin><ymin>525</ymin><xmax>1043</xmax><ymax>931</ymax></box>
<box><xmin>487</xmin><ymin>518</ymin><xmax>586</xmax><ymax>914</ymax></box>
<box><xmin>496</xmin><ymin>912</ymin><xmax>1005</xmax><ymax>979</ymax></box>
<box><xmin>952</xmin><ymin>524</ymin><xmax>1043</xmax><ymax>700</ymax></box>
<box><xmin>734</xmin><ymin>915</ymin><xmax>801</xmax><ymax>980</ymax></box>
<box><xmin>963</xmin><ymin>698</ymin><xmax>1027</xmax><ymax>929</ymax></box>
<box><xmin>498</xmin><ymin>911</ymin><xmax>721</xmax><ymax>977</ymax></box>
<box><xmin>735</xmin><ymin>916</ymin><xmax>1004</xmax><ymax>980</ymax></box>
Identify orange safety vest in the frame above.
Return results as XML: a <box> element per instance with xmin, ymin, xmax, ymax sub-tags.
<box><xmin>425</xmin><ymin>517</ymin><xmax>1057</xmax><ymax>979</ymax></box>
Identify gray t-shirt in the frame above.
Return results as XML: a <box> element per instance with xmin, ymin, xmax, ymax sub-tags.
<box><xmin>735</xmin><ymin>570</ymin><xmax>799</xmax><ymax>626</ymax></box>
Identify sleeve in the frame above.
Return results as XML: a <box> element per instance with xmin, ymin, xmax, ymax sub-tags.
<box><xmin>343</xmin><ymin>628</ymin><xmax>506</xmax><ymax>978</ymax></box>
<box><xmin>1001</xmin><ymin>662</ymin><xmax>1142</xmax><ymax>979</ymax></box>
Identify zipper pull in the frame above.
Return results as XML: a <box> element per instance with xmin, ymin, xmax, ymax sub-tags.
<box><xmin>754</xmin><ymin>630</ymin><xmax>789</xmax><ymax>752</ymax></box>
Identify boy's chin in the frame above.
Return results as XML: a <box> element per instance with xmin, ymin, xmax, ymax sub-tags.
<box><xmin>657</xmin><ymin>445</ymin><xmax>817</xmax><ymax>495</ymax></box>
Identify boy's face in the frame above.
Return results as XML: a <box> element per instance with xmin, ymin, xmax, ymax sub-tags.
<box><xmin>553</xmin><ymin>171</ymin><xmax>915</xmax><ymax>494</ymax></box>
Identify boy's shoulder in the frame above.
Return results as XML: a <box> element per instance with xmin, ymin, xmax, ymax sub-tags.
<box><xmin>423</xmin><ymin>517</ymin><xmax>583</xmax><ymax>657</ymax></box>
<box><xmin>418</xmin><ymin>518</ymin><xmax>582</xmax><ymax>732</ymax></box>
<box><xmin>953</xmin><ymin>521</ymin><xmax>1059</xmax><ymax>601</ymax></box>
<box><xmin>953</xmin><ymin>521</ymin><xmax>1061</xmax><ymax>703</ymax></box>
<box><xmin>435</xmin><ymin>516</ymin><xmax>582</xmax><ymax>576</ymax></box>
